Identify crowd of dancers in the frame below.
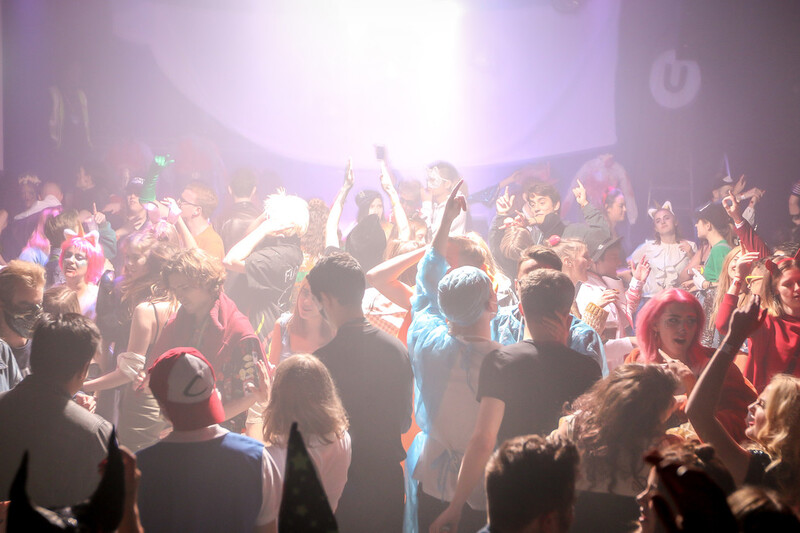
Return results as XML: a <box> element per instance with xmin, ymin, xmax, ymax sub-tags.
<box><xmin>0</xmin><ymin>156</ymin><xmax>799</xmax><ymax>532</ymax></box>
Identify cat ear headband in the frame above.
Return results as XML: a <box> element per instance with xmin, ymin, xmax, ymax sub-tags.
<box><xmin>648</xmin><ymin>201</ymin><xmax>674</xmax><ymax>220</ymax></box>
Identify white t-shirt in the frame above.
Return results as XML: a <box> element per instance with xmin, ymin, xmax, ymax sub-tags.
<box><xmin>267</xmin><ymin>431</ymin><xmax>352</xmax><ymax>512</ymax></box>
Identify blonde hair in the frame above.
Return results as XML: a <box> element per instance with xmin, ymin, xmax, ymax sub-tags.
<box><xmin>0</xmin><ymin>260</ymin><xmax>45</xmax><ymax>304</ymax></box>
<box><xmin>162</xmin><ymin>248</ymin><xmax>226</xmax><ymax>295</ymax></box>
<box><xmin>755</xmin><ymin>374</ymin><xmax>800</xmax><ymax>500</ymax></box>
<box><xmin>712</xmin><ymin>246</ymin><xmax>745</xmax><ymax>324</ymax></box>
<box><xmin>263</xmin><ymin>189</ymin><xmax>309</xmax><ymax>238</ymax></box>
<box><xmin>550</xmin><ymin>238</ymin><xmax>587</xmax><ymax>263</ymax></box>
<box><xmin>262</xmin><ymin>354</ymin><xmax>348</xmax><ymax>445</ymax></box>
<box><xmin>184</xmin><ymin>180</ymin><xmax>219</xmax><ymax>219</ymax></box>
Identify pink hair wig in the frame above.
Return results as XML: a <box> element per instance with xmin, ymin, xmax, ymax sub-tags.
<box><xmin>635</xmin><ymin>288</ymin><xmax>706</xmax><ymax>365</ymax></box>
<box><xmin>26</xmin><ymin>206</ymin><xmax>62</xmax><ymax>252</ymax></box>
<box><xmin>59</xmin><ymin>232</ymin><xmax>105</xmax><ymax>284</ymax></box>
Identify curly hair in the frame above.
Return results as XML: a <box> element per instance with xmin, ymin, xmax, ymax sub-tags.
<box><xmin>121</xmin><ymin>238</ymin><xmax>179</xmax><ymax>313</ymax></box>
<box><xmin>301</xmin><ymin>198</ymin><xmax>329</xmax><ymax>259</ymax></box>
<box><xmin>653</xmin><ymin>440</ymin><xmax>736</xmax><ymax>495</ymax></box>
<box><xmin>262</xmin><ymin>354</ymin><xmax>348</xmax><ymax>445</ymax></box>
<box><xmin>755</xmin><ymin>374</ymin><xmax>800</xmax><ymax>504</ymax></box>
<box><xmin>570</xmin><ymin>364</ymin><xmax>678</xmax><ymax>494</ymax></box>
<box><xmin>161</xmin><ymin>248</ymin><xmax>226</xmax><ymax>296</ymax></box>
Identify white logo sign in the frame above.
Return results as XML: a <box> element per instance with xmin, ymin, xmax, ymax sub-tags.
<box><xmin>650</xmin><ymin>49</ymin><xmax>702</xmax><ymax>109</ymax></box>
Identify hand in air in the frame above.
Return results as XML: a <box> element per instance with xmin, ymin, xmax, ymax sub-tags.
<box><xmin>722</xmin><ymin>192</ymin><xmax>742</xmax><ymax>223</ymax></box>
<box><xmin>496</xmin><ymin>186</ymin><xmax>515</xmax><ymax>216</ymax></box>
<box><xmin>734</xmin><ymin>251</ymin><xmax>760</xmax><ymax>279</ymax></box>
<box><xmin>728</xmin><ymin>295</ymin><xmax>767</xmax><ymax>340</ymax></box>
<box><xmin>572</xmin><ymin>179</ymin><xmax>588</xmax><ymax>207</ymax></box>
<box><xmin>443</xmin><ymin>180</ymin><xmax>467</xmax><ymax>223</ymax></box>
<box><xmin>343</xmin><ymin>157</ymin><xmax>355</xmax><ymax>189</ymax></box>
<box><xmin>631</xmin><ymin>256</ymin><xmax>651</xmax><ymax>282</ymax></box>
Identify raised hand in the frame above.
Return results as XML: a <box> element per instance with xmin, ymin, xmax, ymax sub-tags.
<box><xmin>632</xmin><ymin>256</ymin><xmax>651</xmax><ymax>282</ymax></box>
<box><xmin>722</xmin><ymin>191</ymin><xmax>743</xmax><ymax>223</ymax></box>
<box><xmin>344</xmin><ymin>157</ymin><xmax>354</xmax><ymax>190</ymax></box>
<box><xmin>443</xmin><ymin>179</ymin><xmax>467</xmax><ymax>223</ymax></box>
<box><xmin>572</xmin><ymin>178</ymin><xmax>588</xmax><ymax>207</ymax></box>
<box><xmin>678</xmin><ymin>241</ymin><xmax>694</xmax><ymax>257</ymax></box>
<box><xmin>91</xmin><ymin>203</ymin><xmax>107</xmax><ymax>227</ymax></box>
<box><xmin>379</xmin><ymin>161</ymin><xmax>394</xmax><ymax>194</ymax></box>
<box><xmin>728</xmin><ymin>295</ymin><xmax>767</xmax><ymax>341</ymax></box>
<box><xmin>732</xmin><ymin>175</ymin><xmax>747</xmax><ymax>197</ymax></box>
<box><xmin>496</xmin><ymin>186</ymin><xmax>515</xmax><ymax>216</ymax></box>
<box><xmin>734</xmin><ymin>251</ymin><xmax>760</xmax><ymax>279</ymax></box>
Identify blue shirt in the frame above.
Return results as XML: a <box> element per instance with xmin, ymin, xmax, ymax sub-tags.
<box><xmin>492</xmin><ymin>306</ymin><xmax>608</xmax><ymax>377</ymax></box>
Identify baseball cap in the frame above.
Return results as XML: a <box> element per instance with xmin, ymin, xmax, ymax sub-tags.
<box><xmin>695</xmin><ymin>202</ymin><xmax>731</xmax><ymax>232</ymax></box>
<box><xmin>587</xmin><ymin>234</ymin><xmax>623</xmax><ymax>262</ymax></box>
<box><xmin>148</xmin><ymin>347</ymin><xmax>225</xmax><ymax>431</ymax></box>
<box><xmin>124</xmin><ymin>177</ymin><xmax>145</xmax><ymax>194</ymax></box>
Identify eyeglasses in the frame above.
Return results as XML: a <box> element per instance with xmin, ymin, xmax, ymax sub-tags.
<box><xmin>177</xmin><ymin>197</ymin><xmax>200</xmax><ymax>208</ymax></box>
<box><xmin>745</xmin><ymin>275</ymin><xmax>764</xmax><ymax>287</ymax></box>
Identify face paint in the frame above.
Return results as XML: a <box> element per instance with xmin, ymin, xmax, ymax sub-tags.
<box><xmin>62</xmin><ymin>248</ymin><xmax>89</xmax><ymax>279</ymax></box>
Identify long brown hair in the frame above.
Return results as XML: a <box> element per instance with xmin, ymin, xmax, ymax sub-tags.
<box><xmin>286</xmin><ymin>278</ymin><xmax>334</xmax><ymax>340</ymax></box>
<box><xmin>570</xmin><ymin>364</ymin><xmax>678</xmax><ymax>493</ymax></box>
<box><xmin>120</xmin><ymin>237</ymin><xmax>179</xmax><ymax>313</ymax></box>
<box><xmin>262</xmin><ymin>354</ymin><xmax>349</xmax><ymax>445</ymax></box>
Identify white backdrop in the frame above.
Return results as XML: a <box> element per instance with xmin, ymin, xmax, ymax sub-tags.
<box><xmin>112</xmin><ymin>0</ymin><xmax>620</xmax><ymax>175</ymax></box>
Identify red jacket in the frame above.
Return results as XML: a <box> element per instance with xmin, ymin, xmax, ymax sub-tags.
<box><xmin>150</xmin><ymin>292</ymin><xmax>266</xmax><ymax>432</ymax></box>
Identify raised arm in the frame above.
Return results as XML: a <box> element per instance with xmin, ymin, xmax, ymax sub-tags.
<box><xmin>715</xmin><ymin>251</ymin><xmax>759</xmax><ymax>333</ymax></box>
<box><xmin>380</xmin><ymin>161</ymin><xmax>410</xmax><ymax>240</ymax></box>
<box><xmin>687</xmin><ymin>297</ymin><xmax>767</xmax><ymax>484</ymax></box>
<box><xmin>365</xmin><ymin>246</ymin><xmax>426</xmax><ymax>309</ymax></box>
<box><xmin>325</xmin><ymin>158</ymin><xmax>354</xmax><ymax>249</ymax></box>
<box><xmin>723</xmin><ymin>191</ymin><xmax>770</xmax><ymax>258</ymax></box>
<box><xmin>223</xmin><ymin>217</ymin><xmax>294</xmax><ymax>273</ymax></box>
<box><xmin>431</xmin><ymin>179</ymin><xmax>465</xmax><ymax>257</ymax></box>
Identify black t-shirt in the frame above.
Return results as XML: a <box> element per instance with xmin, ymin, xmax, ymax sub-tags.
<box><xmin>478</xmin><ymin>339</ymin><xmax>601</xmax><ymax>444</ymax></box>
<box><xmin>236</xmin><ymin>236</ymin><xmax>303</xmax><ymax>340</ymax></box>
<box><xmin>314</xmin><ymin>319</ymin><xmax>413</xmax><ymax>468</ymax></box>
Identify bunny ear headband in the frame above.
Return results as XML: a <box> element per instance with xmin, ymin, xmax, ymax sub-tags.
<box><xmin>648</xmin><ymin>201</ymin><xmax>674</xmax><ymax>220</ymax></box>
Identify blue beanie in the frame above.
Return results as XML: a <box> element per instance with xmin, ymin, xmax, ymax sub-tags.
<box><xmin>438</xmin><ymin>266</ymin><xmax>493</xmax><ymax>327</ymax></box>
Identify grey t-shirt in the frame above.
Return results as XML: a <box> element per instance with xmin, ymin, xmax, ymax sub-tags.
<box><xmin>0</xmin><ymin>375</ymin><xmax>112</xmax><ymax>507</ymax></box>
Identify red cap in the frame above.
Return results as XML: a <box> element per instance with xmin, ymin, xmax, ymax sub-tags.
<box><xmin>148</xmin><ymin>347</ymin><xmax>225</xmax><ymax>431</ymax></box>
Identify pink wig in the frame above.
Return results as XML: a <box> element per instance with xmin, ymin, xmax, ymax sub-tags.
<box><xmin>26</xmin><ymin>206</ymin><xmax>62</xmax><ymax>252</ymax></box>
<box><xmin>635</xmin><ymin>288</ymin><xmax>706</xmax><ymax>365</ymax></box>
<box><xmin>59</xmin><ymin>231</ymin><xmax>105</xmax><ymax>284</ymax></box>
